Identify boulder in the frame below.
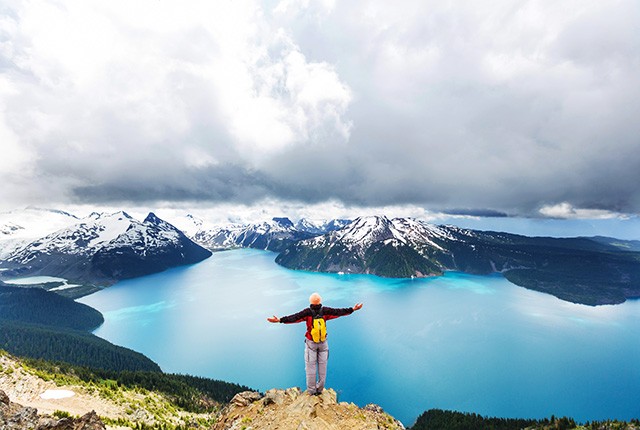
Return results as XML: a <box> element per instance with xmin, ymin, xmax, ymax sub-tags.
<box><xmin>231</xmin><ymin>391</ymin><xmax>263</xmax><ymax>407</ymax></box>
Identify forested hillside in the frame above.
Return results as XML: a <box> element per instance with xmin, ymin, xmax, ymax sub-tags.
<box><xmin>0</xmin><ymin>320</ymin><xmax>160</xmax><ymax>372</ymax></box>
<box><xmin>0</xmin><ymin>285</ymin><xmax>103</xmax><ymax>330</ymax></box>
<box><xmin>410</xmin><ymin>409</ymin><xmax>640</xmax><ymax>430</ymax></box>
<box><xmin>0</xmin><ymin>285</ymin><xmax>160</xmax><ymax>372</ymax></box>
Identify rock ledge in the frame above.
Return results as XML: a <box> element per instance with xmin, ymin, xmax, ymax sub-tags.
<box><xmin>214</xmin><ymin>387</ymin><xmax>404</xmax><ymax>430</ymax></box>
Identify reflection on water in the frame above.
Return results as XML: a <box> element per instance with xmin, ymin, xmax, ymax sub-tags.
<box><xmin>79</xmin><ymin>249</ymin><xmax>640</xmax><ymax>425</ymax></box>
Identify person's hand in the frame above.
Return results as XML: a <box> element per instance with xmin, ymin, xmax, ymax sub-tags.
<box><xmin>267</xmin><ymin>315</ymin><xmax>280</xmax><ymax>323</ymax></box>
<box><xmin>353</xmin><ymin>303</ymin><xmax>363</xmax><ymax>311</ymax></box>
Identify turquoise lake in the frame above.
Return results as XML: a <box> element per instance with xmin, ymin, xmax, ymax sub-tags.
<box><xmin>78</xmin><ymin>249</ymin><xmax>640</xmax><ymax>426</ymax></box>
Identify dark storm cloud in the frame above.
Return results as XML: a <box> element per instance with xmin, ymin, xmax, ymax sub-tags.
<box><xmin>71</xmin><ymin>164</ymin><xmax>276</xmax><ymax>204</ymax></box>
<box><xmin>443</xmin><ymin>209</ymin><xmax>509</xmax><ymax>218</ymax></box>
<box><xmin>272</xmin><ymin>0</ymin><xmax>640</xmax><ymax>215</ymax></box>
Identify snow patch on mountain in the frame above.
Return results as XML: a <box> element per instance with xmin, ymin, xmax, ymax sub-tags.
<box><xmin>85</xmin><ymin>212</ymin><xmax>134</xmax><ymax>248</ymax></box>
<box><xmin>390</xmin><ymin>217</ymin><xmax>452</xmax><ymax>250</ymax></box>
<box><xmin>336</xmin><ymin>216</ymin><xmax>403</xmax><ymax>245</ymax></box>
<box><xmin>294</xmin><ymin>218</ymin><xmax>351</xmax><ymax>235</ymax></box>
<box><xmin>163</xmin><ymin>213</ymin><xmax>214</xmax><ymax>239</ymax></box>
<box><xmin>0</xmin><ymin>208</ymin><xmax>79</xmax><ymax>239</ymax></box>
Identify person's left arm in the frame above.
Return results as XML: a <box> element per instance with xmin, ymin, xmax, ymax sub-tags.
<box><xmin>323</xmin><ymin>303</ymin><xmax>363</xmax><ymax>320</ymax></box>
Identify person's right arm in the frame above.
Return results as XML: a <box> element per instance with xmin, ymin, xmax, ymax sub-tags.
<box><xmin>277</xmin><ymin>308</ymin><xmax>310</xmax><ymax>324</ymax></box>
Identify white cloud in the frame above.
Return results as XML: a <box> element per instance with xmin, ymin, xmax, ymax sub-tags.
<box><xmin>273</xmin><ymin>0</ymin><xmax>336</xmax><ymax>18</ymax></box>
<box><xmin>0</xmin><ymin>108</ymin><xmax>36</xmax><ymax>204</ymax></box>
<box><xmin>0</xmin><ymin>67</ymin><xmax>39</xmax><ymax>206</ymax></box>
<box><xmin>0</xmin><ymin>0</ymin><xmax>353</xmax><ymax>207</ymax></box>
<box><xmin>539</xmin><ymin>202</ymin><xmax>624</xmax><ymax>220</ymax></box>
<box><xmin>214</xmin><ymin>28</ymin><xmax>352</xmax><ymax>160</ymax></box>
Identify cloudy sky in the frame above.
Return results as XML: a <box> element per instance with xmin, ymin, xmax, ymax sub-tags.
<box><xmin>1</xmin><ymin>0</ymin><xmax>639</xmax><ymax>218</ymax></box>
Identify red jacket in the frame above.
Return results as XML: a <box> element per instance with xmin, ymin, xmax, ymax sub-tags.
<box><xmin>279</xmin><ymin>304</ymin><xmax>354</xmax><ymax>341</ymax></box>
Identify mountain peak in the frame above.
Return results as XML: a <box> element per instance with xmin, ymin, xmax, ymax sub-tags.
<box><xmin>214</xmin><ymin>388</ymin><xmax>405</xmax><ymax>430</ymax></box>
<box><xmin>349</xmin><ymin>215</ymin><xmax>394</xmax><ymax>230</ymax></box>
<box><xmin>338</xmin><ymin>215</ymin><xmax>404</xmax><ymax>245</ymax></box>
<box><xmin>86</xmin><ymin>211</ymin><xmax>102</xmax><ymax>220</ymax></box>
<box><xmin>87</xmin><ymin>211</ymin><xmax>133</xmax><ymax>221</ymax></box>
<box><xmin>272</xmin><ymin>217</ymin><xmax>294</xmax><ymax>228</ymax></box>
<box><xmin>352</xmin><ymin>214</ymin><xmax>392</xmax><ymax>225</ymax></box>
<box><xmin>144</xmin><ymin>212</ymin><xmax>163</xmax><ymax>224</ymax></box>
<box><xmin>185</xmin><ymin>214</ymin><xmax>203</xmax><ymax>225</ymax></box>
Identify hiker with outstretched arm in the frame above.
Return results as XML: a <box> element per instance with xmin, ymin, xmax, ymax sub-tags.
<box><xmin>267</xmin><ymin>292</ymin><xmax>363</xmax><ymax>395</ymax></box>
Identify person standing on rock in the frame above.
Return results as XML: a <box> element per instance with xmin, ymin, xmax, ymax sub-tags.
<box><xmin>267</xmin><ymin>292</ymin><xmax>363</xmax><ymax>395</ymax></box>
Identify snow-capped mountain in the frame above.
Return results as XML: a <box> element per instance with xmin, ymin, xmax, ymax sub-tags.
<box><xmin>0</xmin><ymin>208</ymin><xmax>81</xmax><ymax>259</ymax></box>
<box><xmin>294</xmin><ymin>218</ymin><xmax>351</xmax><ymax>235</ymax></box>
<box><xmin>190</xmin><ymin>217</ymin><xmax>312</xmax><ymax>252</ymax></box>
<box><xmin>0</xmin><ymin>211</ymin><xmax>211</xmax><ymax>295</ymax></box>
<box><xmin>311</xmin><ymin>216</ymin><xmax>451</xmax><ymax>254</ymax></box>
<box><xmin>0</xmin><ymin>207</ymin><xmax>79</xmax><ymax>238</ymax></box>
<box><xmin>276</xmin><ymin>215</ymin><xmax>640</xmax><ymax>305</ymax></box>
<box><xmin>277</xmin><ymin>216</ymin><xmax>448</xmax><ymax>277</ymax></box>
<box><xmin>163</xmin><ymin>213</ymin><xmax>209</xmax><ymax>239</ymax></box>
<box><xmin>277</xmin><ymin>214</ymin><xmax>546</xmax><ymax>277</ymax></box>
<box><xmin>184</xmin><ymin>217</ymin><xmax>352</xmax><ymax>252</ymax></box>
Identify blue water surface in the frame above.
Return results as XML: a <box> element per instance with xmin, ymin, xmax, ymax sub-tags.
<box><xmin>79</xmin><ymin>249</ymin><xmax>640</xmax><ymax>426</ymax></box>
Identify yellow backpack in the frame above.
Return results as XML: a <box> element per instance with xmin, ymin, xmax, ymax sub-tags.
<box><xmin>310</xmin><ymin>307</ymin><xmax>327</xmax><ymax>343</ymax></box>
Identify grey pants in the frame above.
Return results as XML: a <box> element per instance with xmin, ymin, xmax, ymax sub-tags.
<box><xmin>304</xmin><ymin>338</ymin><xmax>329</xmax><ymax>394</ymax></box>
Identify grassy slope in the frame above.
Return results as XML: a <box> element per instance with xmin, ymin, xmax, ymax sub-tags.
<box><xmin>0</xmin><ymin>350</ymin><xmax>250</xmax><ymax>429</ymax></box>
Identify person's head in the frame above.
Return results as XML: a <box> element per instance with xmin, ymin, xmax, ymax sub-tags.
<box><xmin>309</xmin><ymin>292</ymin><xmax>322</xmax><ymax>305</ymax></box>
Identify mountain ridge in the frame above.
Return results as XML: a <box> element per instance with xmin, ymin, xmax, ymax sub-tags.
<box><xmin>276</xmin><ymin>215</ymin><xmax>640</xmax><ymax>305</ymax></box>
<box><xmin>186</xmin><ymin>216</ymin><xmax>351</xmax><ymax>252</ymax></box>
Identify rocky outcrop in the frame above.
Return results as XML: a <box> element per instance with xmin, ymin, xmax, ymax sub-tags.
<box><xmin>214</xmin><ymin>387</ymin><xmax>405</xmax><ymax>430</ymax></box>
<box><xmin>0</xmin><ymin>390</ymin><xmax>105</xmax><ymax>430</ymax></box>
<box><xmin>36</xmin><ymin>410</ymin><xmax>105</xmax><ymax>430</ymax></box>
